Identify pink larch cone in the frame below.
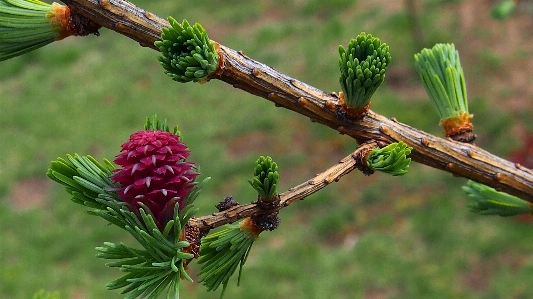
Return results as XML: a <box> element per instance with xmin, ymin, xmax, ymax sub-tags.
<box><xmin>112</xmin><ymin>130</ymin><xmax>199</xmax><ymax>227</ymax></box>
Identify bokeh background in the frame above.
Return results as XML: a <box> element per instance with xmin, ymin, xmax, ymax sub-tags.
<box><xmin>3</xmin><ymin>0</ymin><xmax>533</xmax><ymax>298</ymax></box>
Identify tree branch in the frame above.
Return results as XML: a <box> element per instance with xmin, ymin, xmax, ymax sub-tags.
<box><xmin>60</xmin><ymin>0</ymin><xmax>533</xmax><ymax>203</ymax></box>
<box><xmin>189</xmin><ymin>141</ymin><xmax>378</xmax><ymax>230</ymax></box>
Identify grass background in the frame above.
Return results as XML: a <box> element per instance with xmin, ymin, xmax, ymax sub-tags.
<box><xmin>2</xmin><ymin>0</ymin><xmax>533</xmax><ymax>298</ymax></box>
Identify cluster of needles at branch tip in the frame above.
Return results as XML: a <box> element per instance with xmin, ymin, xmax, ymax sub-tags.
<box><xmin>463</xmin><ymin>180</ymin><xmax>533</xmax><ymax>216</ymax></box>
<box><xmin>198</xmin><ymin>217</ymin><xmax>259</xmax><ymax>299</ymax></box>
<box><xmin>0</xmin><ymin>0</ymin><xmax>99</xmax><ymax>61</ymax></box>
<box><xmin>156</xmin><ymin>17</ymin><xmax>219</xmax><ymax>83</ymax></box>
<box><xmin>338</xmin><ymin>32</ymin><xmax>391</xmax><ymax>116</ymax></box>
<box><xmin>414</xmin><ymin>43</ymin><xmax>474</xmax><ymax>140</ymax></box>
<box><xmin>248</xmin><ymin>156</ymin><xmax>279</xmax><ymax>202</ymax></box>
<box><xmin>0</xmin><ymin>0</ymin><xmax>57</xmax><ymax>61</ymax></box>
<box><xmin>366</xmin><ymin>142</ymin><xmax>412</xmax><ymax>176</ymax></box>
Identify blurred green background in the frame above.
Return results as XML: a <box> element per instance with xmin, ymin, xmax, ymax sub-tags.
<box><xmin>3</xmin><ymin>0</ymin><xmax>533</xmax><ymax>298</ymax></box>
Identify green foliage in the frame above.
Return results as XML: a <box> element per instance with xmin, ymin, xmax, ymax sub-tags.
<box><xmin>338</xmin><ymin>32</ymin><xmax>391</xmax><ymax>108</ymax></box>
<box><xmin>95</xmin><ymin>206</ymin><xmax>191</xmax><ymax>299</ymax></box>
<box><xmin>414</xmin><ymin>43</ymin><xmax>468</xmax><ymax>120</ymax></box>
<box><xmin>248</xmin><ymin>156</ymin><xmax>279</xmax><ymax>200</ymax></box>
<box><xmin>491</xmin><ymin>0</ymin><xmax>516</xmax><ymax>20</ymax></box>
<box><xmin>366</xmin><ymin>142</ymin><xmax>412</xmax><ymax>176</ymax></box>
<box><xmin>144</xmin><ymin>114</ymin><xmax>182</xmax><ymax>137</ymax></box>
<box><xmin>0</xmin><ymin>0</ymin><xmax>57</xmax><ymax>61</ymax></box>
<box><xmin>46</xmin><ymin>154</ymin><xmax>117</xmax><ymax>210</ymax></box>
<box><xmin>155</xmin><ymin>17</ymin><xmax>219</xmax><ymax>83</ymax></box>
<box><xmin>47</xmin><ymin>153</ymin><xmax>209</xmax><ymax>299</ymax></box>
<box><xmin>463</xmin><ymin>180</ymin><xmax>533</xmax><ymax>216</ymax></box>
<box><xmin>197</xmin><ymin>220</ymin><xmax>255</xmax><ymax>298</ymax></box>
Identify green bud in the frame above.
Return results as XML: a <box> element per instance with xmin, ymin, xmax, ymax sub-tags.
<box><xmin>366</xmin><ymin>142</ymin><xmax>412</xmax><ymax>176</ymax></box>
<box><xmin>339</xmin><ymin>32</ymin><xmax>391</xmax><ymax>108</ymax></box>
<box><xmin>248</xmin><ymin>156</ymin><xmax>280</xmax><ymax>201</ymax></box>
<box><xmin>155</xmin><ymin>17</ymin><xmax>219</xmax><ymax>83</ymax></box>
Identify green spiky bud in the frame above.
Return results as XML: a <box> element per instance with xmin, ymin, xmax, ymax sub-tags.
<box><xmin>155</xmin><ymin>17</ymin><xmax>219</xmax><ymax>83</ymax></box>
<box><xmin>491</xmin><ymin>0</ymin><xmax>516</xmax><ymax>20</ymax></box>
<box><xmin>414</xmin><ymin>43</ymin><xmax>469</xmax><ymax>120</ymax></box>
<box><xmin>198</xmin><ymin>218</ymin><xmax>258</xmax><ymax>298</ymax></box>
<box><xmin>366</xmin><ymin>142</ymin><xmax>412</xmax><ymax>176</ymax></box>
<box><xmin>248</xmin><ymin>156</ymin><xmax>280</xmax><ymax>201</ymax></box>
<box><xmin>462</xmin><ymin>180</ymin><xmax>533</xmax><ymax>216</ymax></box>
<box><xmin>338</xmin><ymin>32</ymin><xmax>391</xmax><ymax>109</ymax></box>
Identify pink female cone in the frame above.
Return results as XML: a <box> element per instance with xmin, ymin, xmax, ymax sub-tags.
<box><xmin>112</xmin><ymin>130</ymin><xmax>199</xmax><ymax>228</ymax></box>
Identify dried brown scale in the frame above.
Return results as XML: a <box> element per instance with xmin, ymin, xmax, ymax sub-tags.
<box><xmin>338</xmin><ymin>92</ymin><xmax>370</xmax><ymax>119</ymax></box>
<box><xmin>47</xmin><ymin>4</ymin><xmax>100</xmax><ymax>39</ymax></box>
<box><xmin>251</xmin><ymin>212</ymin><xmax>280</xmax><ymax>231</ymax></box>
<box><xmin>67</xmin><ymin>8</ymin><xmax>101</xmax><ymax>36</ymax></box>
<box><xmin>215</xmin><ymin>196</ymin><xmax>239</xmax><ymax>212</ymax></box>
<box><xmin>252</xmin><ymin>194</ymin><xmax>281</xmax><ymax>231</ymax></box>
<box><xmin>180</xmin><ymin>224</ymin><xmax>201</xmax><ymax>268</ymax></box>
<box><xmin>448</xmin><ymin>129</ymin><xmax>476</xmax><ymax>144</ymax></box>
<box><xmin>256</xmin><ymin>194</ymin><xmax>280</xmax><ymax>210</ymax></box>
<box><xmin>240</xmin><ymin>217</ymin><xmax>263</xmax><ymax>239</ymax></box>
<box><xmin>354</xmin><ymin>140</ymin><xmax>379</xmax><ymax>176</ymax></box>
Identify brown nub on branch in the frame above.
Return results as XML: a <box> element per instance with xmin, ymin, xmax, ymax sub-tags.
<box><xmin>240</xmin><ymin>217</ymin><xmax>263</xmax><ymax>239</ymax></box>
<box><xmin>251</xmin><ymin>212</ymin><xmax>281</xmax><ymax>231</ymax></box>
<box><xmin>216</xmin><ymin>196</ymin><xmax>239</xmax><ymax>212</ymax></box>
<box><xmin>440</xmin><ymin>111</ymin><xmax>475</xmax><ymax>143</ymax></box>
<box><xmin>354</xmin><ymin>140</ymin><xmax>380</xmax><ymax>175</ymax></box>
<box><xmin>47</xmin><ymin>3</ymin><xmax>100</xmax><ymax>40</ymax></box>
<box><xmin>253</xmin><ymin>194</ymin><xmax>281</xmax><ymax>231</ymax></box>
<box><xmin>180</xmin><ymin>224</ymin><xmax>203</xmax><ymax>268</ymax></box>
<box><xmin>339</xmin><ymin>92</ymin><xmax>371</xmax><ymax>119</ymax></box>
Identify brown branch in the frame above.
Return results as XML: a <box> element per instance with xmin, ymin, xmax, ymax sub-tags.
<box><xmin>189</xmin><ymin>141</ymin><xmax>378</xmax><ymax>230</ymax></box>
<box><xmin>61</xmin><ymin>0</ymin><xmax>533</xmax><ymax>203</ymax></box>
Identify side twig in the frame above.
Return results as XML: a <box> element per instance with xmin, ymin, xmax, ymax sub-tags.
<box><xmin>189</xmin><ymin>141</ymin><xmax>378</xmax><ymax>230</ymax></box>
<box><xmin>60</xmin><ymin>0</ymin><xmax>533</xmax><ymax>202</ymax></box>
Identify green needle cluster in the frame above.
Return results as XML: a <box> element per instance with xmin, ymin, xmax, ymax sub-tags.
<box><xmin>96</xmin><ymin>207</ymin><xmax>193</xmax><ymax>299</ymax></box>
<box><xmin>47</xmin><ymin>153</ymin><xmax>209</xmax><ymax>299</ymax></box>
<box><xmin>144</xmin><ymin>114</ymin><xmax>181</xmax><ymax>137</ymax></box>
<box><xmin>366</xmin><ymin>142</ymin><xmax>412</xmax><ymax>176</ymax></box>
<box><xmin>0</xmin><ymin>0</ymin><xmax>57</xmax><ymax>61</ymax></box>
<box><xmin>338</xmin><ymin>32</ymin><xmax>391</xmax><ymax>108</ymax></box>
<box><xmin>248</xmin><ymin>156</ymin><xmax>280</xmax><ymax>201</ymax></box>
<box><xmin>197</xmin><ymin>221</ymin><xmax>256</xmax><ymax>298</ymax></box>
<box><xmin>463</xmin><ymin>180</ymin><xmax>533</xmax><ymax>216</ymax></box>
<box><xmin>155</xmin><ymin>17</ymin><xmax>219</xmax><ymax>83</ymax></box>
<box><xmin>414</xmin><ymin>43</ymin><xmax>468</xmax><ymax>120</ymax></box>
<box><xmin>46</xmin><ymin>154</ymin><xmax>116</xmax><ymax>210</ymax></box>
